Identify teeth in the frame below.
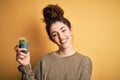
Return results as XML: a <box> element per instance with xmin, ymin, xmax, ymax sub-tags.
<box><xmin>61</xmin><ymin>39</ymin><xmax>67</xmax><ymax>44</ymax></box>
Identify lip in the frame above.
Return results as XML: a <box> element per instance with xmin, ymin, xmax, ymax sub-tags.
<box><xmin>60</xmin><ymin>38</ymin><xmax>68</xmax><ymax>44</ymax></box>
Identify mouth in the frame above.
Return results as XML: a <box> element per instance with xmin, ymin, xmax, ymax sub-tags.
<box><xmin>60</xmin><ymin>38</ymin><xmax>68</xmax><ymax>44</ymax></box>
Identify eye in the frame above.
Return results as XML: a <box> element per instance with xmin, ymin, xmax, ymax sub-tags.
<box><xmin>51</xmin><ymin>33</ymin><xmax>57</xmax><ymax>37</ymax></box>
<box><xmin>62</xmin><ymin>29</ymin><xmax>66</xmax><ymax>32</ymax></box>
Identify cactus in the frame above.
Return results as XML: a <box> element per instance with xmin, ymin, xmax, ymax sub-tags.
<box><xmin>19</xmin><ymin>37</ymin><xmax>27</xmax><ymax>44</ymax></box>
<box><xmin>19</xmin><ymin>37</ymin><xmax>28</xmax><ymax>53</ymax></box>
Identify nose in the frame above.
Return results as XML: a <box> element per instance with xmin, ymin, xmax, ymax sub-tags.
<box><xmin>58</xmin><ymin>32</ymin><xmax>64</xmax><ymax>39</ymax></box>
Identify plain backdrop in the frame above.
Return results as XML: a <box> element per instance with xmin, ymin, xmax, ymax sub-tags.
<box><xmin>0</xmin><ymin>0</ymin><xmax>120</xmax><ymax>80</ymax></box>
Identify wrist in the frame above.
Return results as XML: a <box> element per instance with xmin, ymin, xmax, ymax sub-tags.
<box><xmin>18</xmin><ymin>64</ymin><xmax>32</xmax><ymax>73</ymax></box>
<box><xmin>22</xmin><ymin>62</ymin><xmax>30</xmax><ymax>66</ymax></box>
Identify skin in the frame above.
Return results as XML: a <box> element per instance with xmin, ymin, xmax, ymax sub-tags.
<box><xmin>14</xmin><ymin>21</ymin><xmax>75</xmax><ymax>66</ymax></box>
<box><xmin>50</xmin><ymin>21</ymin><xmax>75</xmax><ymax>57</ymax></box>
<box><xmin>14</xmin><ymin>45</ymin><xmax>30</xmax><ymax>66</ymax></box>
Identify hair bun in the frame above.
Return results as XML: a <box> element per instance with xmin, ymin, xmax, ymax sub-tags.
<box><xmin>43</xmin><ymin>4</ymin><xmax>64</xmax><ymax>22</ymax></box>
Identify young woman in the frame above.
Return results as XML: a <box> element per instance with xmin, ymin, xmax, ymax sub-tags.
<box><xmin>14</xmin><ymin>4</ymin><xmax>92</xmax><ymax>80</ymax></box>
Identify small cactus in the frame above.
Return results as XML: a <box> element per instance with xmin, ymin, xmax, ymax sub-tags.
<box><xmin>19</xmin><ymin>37</ymin><xmax>28</xmax><ymax>53</ymax></box>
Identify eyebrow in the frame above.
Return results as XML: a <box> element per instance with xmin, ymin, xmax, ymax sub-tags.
<box><xmin>51</xmin><ymin>31</ymin><xmax>57</xmax><ymax>35</ymax></box>
<box><xmin>51</xmin><ymin>26</ymin><xmax>65</xmax><ymax>35</ymax></box>
<box><xmin>60</xmin><ymin>26</ymin><xmax>65</xmax><ymax>30</ymax></box>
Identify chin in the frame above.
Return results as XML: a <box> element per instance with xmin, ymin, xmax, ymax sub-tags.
<box><xmin>58</xmin><ymin>41</ymin><xmax>72</xmax><ymax>49</ymax></box>
<box><xmin>60</xmin><ymin>44</ymin><xmax>70</xmax><ymax>49</ymax></box>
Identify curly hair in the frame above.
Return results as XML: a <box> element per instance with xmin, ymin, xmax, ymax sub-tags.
<box><xmin>43</xmin><ymin>4</ymin><xmax>71</xmax><ymax>39</ymax></box>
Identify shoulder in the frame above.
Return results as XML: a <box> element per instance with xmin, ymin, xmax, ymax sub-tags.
<box><xmin>33</xmin><ymin>52</ymin><xmax>53</xmax><ymax>67</ymax></box>
<box><xmin>76</xmin><ymin>53</ymin><xmax>92</xmax><ymax>79</ymax></box>
<box><xmin>75</xmin><ymin>52</ymin><xmax>92</xmax><ymax>64</ymax></box>
<box><xmin>38</xmin><ymin>52</ymin><xmax>54</xmax><ymax>61</ymax></box>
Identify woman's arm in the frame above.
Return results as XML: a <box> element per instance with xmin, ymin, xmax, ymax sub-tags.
<box><xmin>80</xmin><ymin>57</ymin><xmax>92</xmax><ymax>80</ymax></box>
<box><xmin>14</xmin><ymin>45</ymin><xmax>36</xmax><ymax>80</ymax></box>
<box><xmin>18</xmin><ymin>64</ymin><xmax>35</xmax><ymax>80</ymax></box>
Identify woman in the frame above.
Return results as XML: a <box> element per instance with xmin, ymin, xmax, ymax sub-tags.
<box><xmin>14</xmin><ymin>4</ymin><xmax>92</xmax><ymax>80</ymax></box>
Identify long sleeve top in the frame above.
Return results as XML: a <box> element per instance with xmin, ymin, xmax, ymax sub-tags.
<box><xmin>18</xmin><ymin>52</ymin><xmax>92</xmax><ymax>80</ymax></box>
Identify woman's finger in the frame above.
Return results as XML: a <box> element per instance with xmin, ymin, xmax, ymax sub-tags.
<box><xmin>16</xmin><ymin>52</ymin><xmax>27</xmax><ymax>61</ymax></box>
<box><xmin>18</xmin><ymin>48</ymin><xmax>28</xmax><ymax>51</ymax></box>
<box><xmin>14</xmin><ymin>44</ymin><xmax>19</xmax><ymax>52</ymax></box>
<box><xmin>19</xmin><ymin>52</ymin><xmax>27</xmax><ymax>57</ymax></box>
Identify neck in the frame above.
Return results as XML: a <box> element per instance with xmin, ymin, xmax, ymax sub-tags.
<box><xmin>56</xmin><ymin>44</ymin><xmax>75</xmax><ymax>57</ymax></box>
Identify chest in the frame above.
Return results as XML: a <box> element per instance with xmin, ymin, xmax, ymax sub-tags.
<box><xmin>42</xmin><ymin>59</ymin><xmax>82</xmax><ymax>80</ymax></box>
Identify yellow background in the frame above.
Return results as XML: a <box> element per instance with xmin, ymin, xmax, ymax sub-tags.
<box><xmin>0</xmin><ymin>0</ymin><xmax>120</xmax><ymax>80</ymax></box>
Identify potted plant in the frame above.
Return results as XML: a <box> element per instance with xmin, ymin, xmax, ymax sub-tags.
<box><xmin>19</xmin><ymin>37</ymin><xmax>28</xmax><ymax>53</ymax></box>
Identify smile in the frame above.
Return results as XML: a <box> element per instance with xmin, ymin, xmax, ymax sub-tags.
<box><xmin>60</xmin><ymin>38</ymin><xmax>68</xmax><ymax>44</ymax></box>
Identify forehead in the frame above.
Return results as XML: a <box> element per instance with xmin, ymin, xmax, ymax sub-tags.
<box><xmin>50</xmin><ymin>21</ymin><xmax>68</xmax><ymax>31</ymax></box>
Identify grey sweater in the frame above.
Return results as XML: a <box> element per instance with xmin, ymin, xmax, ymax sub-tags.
<box><xmin>18</xmin><ymin>52</ymin><xmax>92</xmax><ymax>80</ymax></box>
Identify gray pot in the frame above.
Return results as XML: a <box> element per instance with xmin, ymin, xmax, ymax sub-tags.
<box><xmin>19</xmin><ymin>43</ymin><xmax>28</xmax><ymax>53</ymax></box>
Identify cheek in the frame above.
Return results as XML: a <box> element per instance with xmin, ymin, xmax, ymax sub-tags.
<box><xmin>68</xmin><ymin>32</ymin><xmax>72</xmax><ymax>41</ymax></box>
<box><xmin>51</xmin><ymin>37</ymin><xmax>58</xmax><ymax>43</ymax></box>
<box><xmin>50</xmin><ymin>37</ymin><xmax>55</xmax><ymax>43</ymax></box>
<box><xmin>67</xmin><ymin>31</ymin><xmax>72</xmax><ymax>37</ymax></box>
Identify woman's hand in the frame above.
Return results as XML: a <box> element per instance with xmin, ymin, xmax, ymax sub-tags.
<box><xmin>14</xmin><ymin>45</ymin><xmax>30</xmax><ymax>66</ymax></box>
